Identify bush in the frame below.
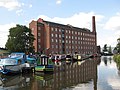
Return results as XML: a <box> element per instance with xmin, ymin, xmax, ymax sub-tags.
<box><xmin>113</xmin><ymin>54</ymin><xmax>120</xmax><ymax>66</ymax></box>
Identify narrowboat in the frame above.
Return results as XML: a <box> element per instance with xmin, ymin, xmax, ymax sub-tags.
<box><xmin>65</xmin><ymin>54</ymin><xmax>72</xmax><ymax>64</ymax></box>
<box><xmin>51</xmin><ymin>54</ymin><xmax>66</xmax><ymax>63</ymax></box>
<box><xmin>72</xmin><ymin>52</ymin><xmax>81</xmax><ymax>61</ymax></box>
<box><xmin>35</xmin><ymin>55</ymin><xmax>54</xmax><ymax>73</ymax></box>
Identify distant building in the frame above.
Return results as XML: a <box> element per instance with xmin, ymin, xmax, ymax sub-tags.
<box><xmin>29</xmin><ymin>16</ymin><xmax>97</xmax><ymax>55</ymax></box>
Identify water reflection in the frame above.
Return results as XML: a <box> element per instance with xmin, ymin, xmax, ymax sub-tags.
<box><xmin>0</xmin><ymin>58</ymin><xmax>101</xmax><ymax>90</ymax></box>
<box><xmin>98</xmin><ymin>56</ymin><xmax>120</xmax><ymax>90</ymax></box>
<box><xmin>102</xmin><ymin>56</ymin><xmax>113</xmax><ymax>66</ymax></box>
<box><xmin>34</xmin><ymin>57</ymin><xmax>100</xmax><ymax>90</ymax></box>
<box><xmin>0</xmin><ymin>74</ymin><xmax>34</xmax><ymax>90</ymax></box>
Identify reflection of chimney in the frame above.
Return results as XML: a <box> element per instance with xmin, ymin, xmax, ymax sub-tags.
<box><xmin>92</xmin><ymin>16</ymin><xmax>96</xmax><ymax>32</ymax></box>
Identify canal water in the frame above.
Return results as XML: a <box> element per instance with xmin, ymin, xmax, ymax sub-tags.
<box><xmin>0</xmin><ymin>56</ymin><xmax>120</xmax><ymax>90</ymax></box>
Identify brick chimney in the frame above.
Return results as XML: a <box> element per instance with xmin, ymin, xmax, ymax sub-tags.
<box><xmin>37</xmin><ymin>18</ymin><xmax>43</xmax><ymax>23</ymax></box>
<box><xmin>92</xmin><ymin>16</ymin><xmax>96</xmax><ymax>32</ymax></box>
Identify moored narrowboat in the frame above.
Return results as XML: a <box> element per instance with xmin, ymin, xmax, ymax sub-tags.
<box><xmin>65</xmin><ymin>54</ymin><xmax>72</xmax><ymax>64</ymax></box>
<box><xmin>72</xmin><ymin>52</ymin><xmax>81</xmax><ymax>61</ymax></box>
<box><xmin>35</xmin><ymin>55</ymin><xmax>54</xmax><ymax>73</ymax></box>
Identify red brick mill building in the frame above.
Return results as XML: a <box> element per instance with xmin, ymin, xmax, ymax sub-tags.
<box><xmin>29</xmin><ymin>16</ymin><xmax>97</xmax><ymax>55</ymax></box>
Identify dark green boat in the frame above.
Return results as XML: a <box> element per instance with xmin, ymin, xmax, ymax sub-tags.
<box><xmin>35</xmin><ymin>55</ymin><xmax>54</xmax><ymax>72</ymax></box>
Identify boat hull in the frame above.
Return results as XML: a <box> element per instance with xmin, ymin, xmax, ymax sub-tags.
<box><xmin>0</xmin><ymin>65</ymin><xmax>21</xmax><ymax>75</ymax></box>
<box><xmin>35</xmin><ymin>65</ymin><xmax>54</xmax><ymax>73</ymax></box>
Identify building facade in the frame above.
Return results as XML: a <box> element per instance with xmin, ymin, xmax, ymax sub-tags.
<box><xmin>29</xmin><ymin>16</ymin><xmax>97</xmax><ymax>55</ymax></box>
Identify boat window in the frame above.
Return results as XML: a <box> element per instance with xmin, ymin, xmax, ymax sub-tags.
<box><xmin>57</xmin><ymin>56</ymin><xmax>59</xmax><ymax>58</ymax></box>
<box><xmin>66</xmin><ymin>55</ymin><xmax>71</xmax><ymax>58</ymax></box>
<box><xmin>5</xmin><ymin>59</ymin><xmax>16</xmax><ymax>65</ymax></box>
<box><xmin>0</xmin><ymin>59</ymin><xmax>3</xmax><ymax>65</ymax></box>
<box><xmin>10</xmin><ymin>53</ymin><xmax>23</xmax><ymax>58</ymax></box>
<box><xmin>0</xmin><ymin>59</ymin><xmax>17</xmax><ymax>65</ymax></box>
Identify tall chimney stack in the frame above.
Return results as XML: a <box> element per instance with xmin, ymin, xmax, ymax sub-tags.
<box><xmin>92</xmin><ymin>16</ymin><xmax>96</xmax><ymax>32</ymax></box>
<box><xmin>92</xmin><ymin>16</ymin><xmax>97</xmax><ymax>54</ymax></box>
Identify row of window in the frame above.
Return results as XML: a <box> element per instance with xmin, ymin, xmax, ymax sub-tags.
<box><xmin>51</xmin><ymin>27</ymin><xmax>95</xmax><ymax>37</ymax></box>
<box><xmin>51</xmin><ymin>38</ymin><xmax>95</xmax><ymax>45</ymax></box>
<box><xmin>37</xmin><ymin>44</ymin><xmax>95</xmax><ymax>54</ymax></box>
<box><xmin>51</xmin><ymin>45</ymin><xmax>95</xmax><ymax>50</ymax></box>
<box><xmin>51</xmin><ymin>33</ymin><xmax>95</xmax><ymax>41</ymax></box>
<box><xmin>51</xmin><ymin>50</ymin><xmax>94</xmax><ymax>55</ymax></box>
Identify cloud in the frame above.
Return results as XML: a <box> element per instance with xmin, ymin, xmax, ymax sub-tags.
<box><xmin>37</xmin><ymin>12</ymin><xmax>104</xmax><ymax>30</ymax></box>
<box><xmin>56</xmin><ymin>0</ymin><xmax>62</xmax><ymax>4</ymax></box>
<box><xmin>104</xmin><ymin>12</ymin><xmax>120</xmax><ymax>31</ymax></box>
<box><xmin>0</xmin><ymin>0</ymin><xmax>24</xmax><ymax>10</ymax></box>
<box><xmin>29</xmin><ymin>4</ymin><xmax>32</xmax><ymax>8</ymax></box>
<box><xmin>98</xmin><ymin>34</ymin><xmax>118</xmax><ymax>47</ymax></box>
<box><xmin>16</xmin><ymin>9</ymin><xmax>23</xmax><ymax>16</ymax></box>
<box><xmin>23</xmin><ymin>11</ymin><xmax>120</xmax><ymax>47</ymax></box>
<box><xmin>98</xmin><ymin>12</ymin><xmax>120</xmax><ymax>47</ymax></box>
<box><xmin>0</xmin><ymin>23</ymin><xmax>16</xmax><ymax>47</ymax></box>
<box><xmin>107</xmin><ymin>77</ymin><xmax>120</xmax><ymax>90</ymax></box>
<box><xmin>35</xmin><ymin>12</ymin><xmax>112</xmax><ymax>47</ymax></box>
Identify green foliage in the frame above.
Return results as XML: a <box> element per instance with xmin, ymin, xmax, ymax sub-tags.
<box><xmin>113</xmin><ymin>54</ymin><xmax>119</xmax><ymax>62</ymax></box>
<box><xmin>113</xmin><ymin>38</ymin><xmax>120</xmax><ymax>68</ymax></box>
<box><xmin>108</xmin><ymin>46</ymin><xmax>112</xmax><ymax>53</ymax></box>
<box><xmin>113</xmin><ymin>54</ymin><xmax>120</xmax><ymax>68</ymax></box>
<box><xmin>0</xmin><ymin>50</ymin><xmax>9</xmax><ymax>54</ymax></box>
<box><xmin>5</xmin><ymin>24</ymin><xmax>35</xmax><ymax>53</ymax></box>
<box><xmin>103</xmin><ymin>44</ymin><xmax>108</xmax><ymax>52</ymax></box>
<box><xmin>116</xmin><ymin>44</ymin><xmax>120</xmax><ymax>53</ymax></box>
<box><xmin>114</xmin><ymin>38</ymin><xmax>120</xmax><ymax>53</ymax></box>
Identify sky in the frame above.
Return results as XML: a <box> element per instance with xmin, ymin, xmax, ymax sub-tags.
<box><xmin>0</xmin><ymin>0</ymin><xmax>120</xmax><ymax>48</ymax></box>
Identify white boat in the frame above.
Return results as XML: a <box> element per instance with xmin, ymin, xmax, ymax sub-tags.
<box><xmin>0</xmin><ymin>52</ymin><xmax>36</xmax><ymax>75</ymax></box>
<box><xmin>0</xmin><ymin>58</ymin><xmax>23</xmax><ymax>74</ymax></box>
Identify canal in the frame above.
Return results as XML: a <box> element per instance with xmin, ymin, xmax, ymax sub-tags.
<box><xmin>0</xmin><ymin>56</ymin><xmax>120</xmax><ymax>90</ymax></box>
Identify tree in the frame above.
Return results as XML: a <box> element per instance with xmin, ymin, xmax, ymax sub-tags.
<box><xmin>103</xmin><ymin>44</ymin><xmax>108</xmax><ymax>52</ymax></box>
<box><xmin>5</xmin><ymin>24</ymin><xmax>35</xmax><ymax>53</ymax></box>
<box><xmin>108</xmin><ymin>46</ymin><xmax>112</xmax><ymax>54</ymax></box>
<box><xmin>113</xmin><ymin>38</ymin><xmax>120</xmax><ymax>54</ymax></box>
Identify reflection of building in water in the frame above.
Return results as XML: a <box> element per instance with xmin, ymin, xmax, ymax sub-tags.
<box><xmin>32</xmin><ymin>58</ymin><xmax>100</xmax><ymax>90</ymax></box>
<box><xmin>31</xmin><ymin>74</ymin><xmax>53</xmax><ymax>90</ymax></box>
<box><xmin>53</xmin><ymin>58</ymin><xmax>98</xmax><ymax>90</ymax></box>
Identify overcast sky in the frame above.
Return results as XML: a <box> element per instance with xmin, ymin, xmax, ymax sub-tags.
<box><xmin>0</xmin><ymin>0</ymin><xmax>120</xmax><ymax>48</ymax></box>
